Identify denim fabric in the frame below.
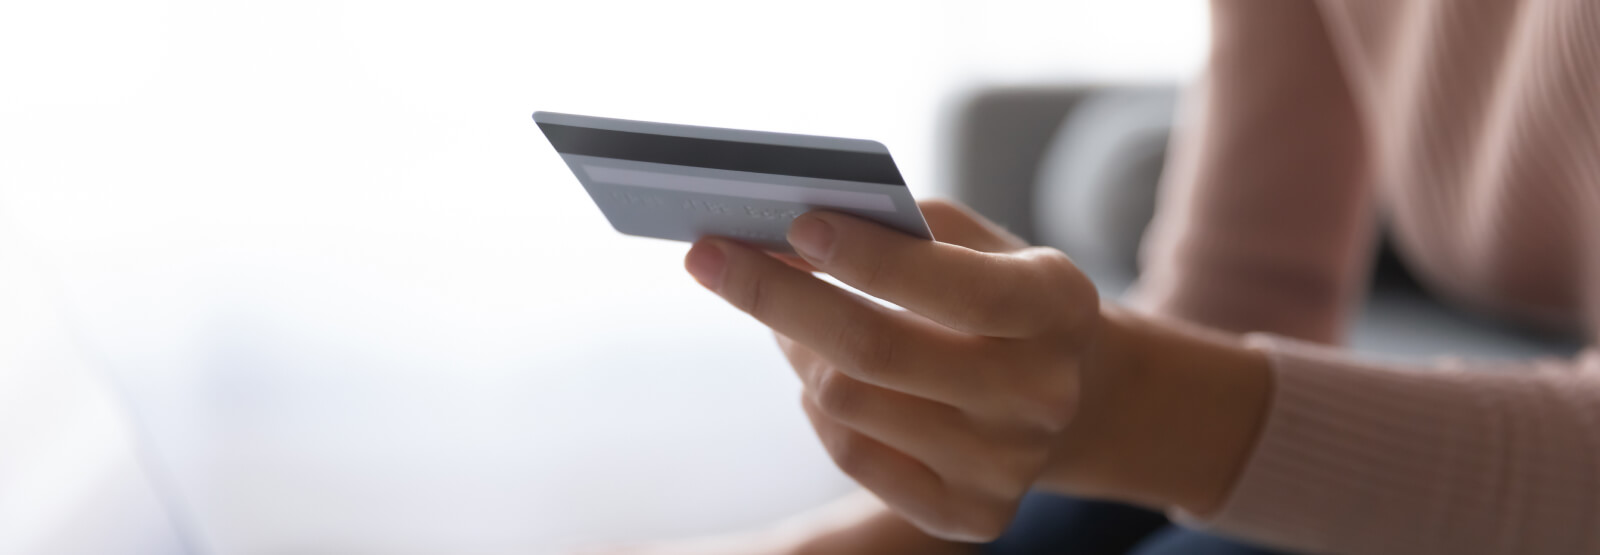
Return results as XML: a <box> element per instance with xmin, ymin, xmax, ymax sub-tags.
<box><xmin>982</xmin><ymin>492</ymin><xmax>1292</xmax><ymax>555</ymax></box>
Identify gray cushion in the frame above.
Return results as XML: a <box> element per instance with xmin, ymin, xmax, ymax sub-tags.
<box><xmin>1031</xmin><ymin>86</ymin><xmax>1178</xmax><ymax>296</ymax></box>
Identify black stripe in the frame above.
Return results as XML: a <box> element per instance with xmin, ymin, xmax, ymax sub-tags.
<box><xmin>537</xmin><ymin>123</ymin><xmax>905</xmax><ymax>186</ymax></box>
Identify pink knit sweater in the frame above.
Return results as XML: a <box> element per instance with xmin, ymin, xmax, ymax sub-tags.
<box><xmin>1131</xmin><ymin>1</ymin><xmax>1600</xmax><ymax>552</ymax></box>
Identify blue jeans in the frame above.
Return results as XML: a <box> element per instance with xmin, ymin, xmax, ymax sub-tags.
<box><xmin>982</xmin><ymin>492</ymin><xmax>1292</xmax><ymax>555</ymax></box>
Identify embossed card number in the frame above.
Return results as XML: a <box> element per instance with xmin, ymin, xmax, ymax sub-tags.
<box><xmin>535</xmin><ymin>111</ymin><xmax>931</xmax><ymax>253</ymax></box>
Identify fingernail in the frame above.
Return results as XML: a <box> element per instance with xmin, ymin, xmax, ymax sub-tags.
<box><xmin>685</xmin><ymin>241</ymin><xmax>726</xmax><ymax>290</ymax></box>
<box><xmin>788</xmin><ymin>216</ymin><xmax>835</xmax><ymax>262</ymax></box>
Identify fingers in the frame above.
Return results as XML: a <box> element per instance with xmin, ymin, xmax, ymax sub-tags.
<box><xmin>688</xmin><ymin>239</ymin><xmax>973</xmax><ymax>403</ymax></box>
<box><xmin>801</xmin><ymin>395</ymin><xmax>1019</xmax><ymax>543</ymax></box>
<box><xmin>776</xmin><ymin>333</ymin><xmax>1043</xmax><ymax>500</ymax></box>
<box><xmin>799</xmin><ymin>395</ymin><xmax>972</xmax><ymax>541</ymax></box>
<box><xmin>771</xmin><ymin>253</ymin><xmax>817</xmax><ymax>273</ymax></box>
<box><xmin>917</xmin><ymin>198</ymin><xmax>1027</xmax><ymax>253</ymax></box>
<box><xmin>782</xmin><ymin>339</ymin><xmax>978</xmax><ymax>471</ymax></box>
<box><xmin>786</xmin><ymin>210</ymin><xmax>1086</xmax><ymax>338</ymax></box>
<box><xmin>761</xmin><ymin>199</ymin><xmax>1009</xmax><ymax>272</ymax></box>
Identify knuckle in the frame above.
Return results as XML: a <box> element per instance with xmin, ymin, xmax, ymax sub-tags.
<box><xmin>788</xmin><ymin>356</ymin><xmax>821</xmax><ymax>385</ymax></box>
<box><xmin>953</xmin><ymin>256</ymin><xmax>1041</xmax><ymax>335</ymax></box>
<box><xmin>962</xmin><ymin>439</ymin><xmax>1048</xmax><ymax>498</ymax></box>
<box><xmin>1017</xmin><ymin>248</ymin><xmax>1098</xmax><ymax>328</ymax></box>
<box><xmin>831</xmin><ymin>319</ymin><xmax>900</xmax><ymax>377</ymax></box>
<box><xmin>998</xmin><ymin>446</ymin><xmax>1051</xmax><ymax>491</ymax></box>
<box><xmin>911</xmin><ymin>503</ymin><xmax>963</xmax><ymax>541</ymax></box>
<box><xmin>1047</xmin><ymin>384</ymin><xmax>1081</xmax><ymax>429</ymax></box>
<box><xmin>1025</xmin><ymin>248</ymin><xmax>1081</xmax><ymax>282</ymax></box>
<box><xmin>963</xmin><ymin>278</ymin><xmax>1021</xmax><ymax>331</ymax></box>
<box><xmin>812</xmin><ymin>371</ymin><xmax>864</xmax><ymax>419</ymax></box>
<box><xmin>857</xmin><ymin>251</ymin><xmax>893</xmax><ymax>291</ymax></box>
<box><xmin>828</xmin><ymin>432</ymin><xmax>872</xmax><ymax>478</ymax></box>
<box><xmin>740</xmin><ymin>270</ymin><xmax>770</xmax><ymax>317</ymax></box>
<box><xmin>858</xmin><ymin>334</ymin><xmax>900</xmax><ymax>375</ymax></box>
<box><xmin>1020</xmin><ymin>366</ymin><xmax>1081</xmax><ymax>431</ymax></box>
<box><xmin>773</xmin><ymin>332</ymin><xmax>798</xmax><ymax>356</ymax></box>
<box><xmin>923</xmin><ymin>496</ymin><xmax>1016</xmax><ymax>543</ymax></box>
<box><xmin>962</xmin><ymin>500</ymin><xmax>1019</xmax><ymax>541</ymax></box>
<box><xmin>919</xmin><ymin>197</ymin><xmax>963</xmax><ymax>219</ymax></box>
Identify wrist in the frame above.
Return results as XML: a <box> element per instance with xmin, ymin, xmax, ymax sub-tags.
<box><xmin>1037</xmin><ymin>306</ymin><xmax>1274</xmax><ymax>516</ymax></box>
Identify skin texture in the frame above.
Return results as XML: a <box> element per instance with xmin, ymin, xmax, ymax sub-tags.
<box><xmin>579</xmin><ymin>198</ymin><xmax>1273</xmax><ymax>553</ymax></box>
<box><xmin>696</xmin><ymin>199</ymin><xmax>1270</xmax><ymax>543</ymax></box>
<box><xmin>688</xmin><ymin>199</ymin><xmax>1102</xmax><ymax>541</ymax></box>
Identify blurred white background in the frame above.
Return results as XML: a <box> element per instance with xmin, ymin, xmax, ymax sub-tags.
<box><xmin>0</xmin><ymin>1</ymin><xmax>1205</xmax><ymax>553</ymax></box>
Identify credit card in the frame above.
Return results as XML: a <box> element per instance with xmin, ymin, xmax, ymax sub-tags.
<box><xmin>533</xmin><ymin>111</ymin><xmax>932</xmax><ymax>253</ymax></box>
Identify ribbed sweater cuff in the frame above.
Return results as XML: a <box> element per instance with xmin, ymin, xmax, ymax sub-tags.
<box><xmin>1171</xmin><ymin>335</ymin><xmax>1597</xmax><ymax>554</ymax></box>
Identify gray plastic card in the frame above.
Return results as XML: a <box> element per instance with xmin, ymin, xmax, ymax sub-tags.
<box><xmin>534</xmin><ymin>111</ymin><xmax>931</xmax><ymax>253</ymax></box>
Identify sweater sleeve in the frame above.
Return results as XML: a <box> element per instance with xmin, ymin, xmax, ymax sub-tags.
<box><xmin>1125</xmin><ymin>1</ymin><xmax>1600</xmax><ymax>553</ymax></box>
<box><xmin>1128</xmin><ymin>0</ymin><xmax>1374</xmax><ymax>345</ymax></box>
<box><xmin>1180</xmin><ymin>337</ymin><xmax>1600</xmax><ymax>554</ymax></box>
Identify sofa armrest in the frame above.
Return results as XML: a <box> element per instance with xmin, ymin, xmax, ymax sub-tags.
<box><xmin>942</xmin><ymin>86</ymin><xmax>1103</xmax><ymax>243</ymax></box>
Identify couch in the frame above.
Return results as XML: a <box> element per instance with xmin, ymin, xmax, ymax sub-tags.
<box><xmin>942</xmin><ymin>85</ymin><xmax>1581</xmax><ymax>362</ymax></box>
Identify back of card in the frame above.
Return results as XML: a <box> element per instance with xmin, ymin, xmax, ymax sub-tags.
<box><xmin>534</xmin><ymin>111</ymin><xmax>931</xmax><ymax>253</ymax></box>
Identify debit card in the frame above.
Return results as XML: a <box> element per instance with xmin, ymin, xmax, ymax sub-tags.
<box><xmin>534</xmin><ymin>111</ymin><xmax>931</xmax><ymax>253</ymax></box>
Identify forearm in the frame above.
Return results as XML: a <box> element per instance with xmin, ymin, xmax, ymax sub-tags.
<box><xmin>1048</xmin><ymin>305</ymin><xmax>1600</xmax><ymax>554</ymax></box>
<box><xmin>1037</xmin><ymin>305</ymin><xmax>1273</xmax><ymax>517</ymax></box>
<box><xmin>1132</xmin><ymin>0</ymin><xmax>1373</xmax><ymax>344</ymax></box>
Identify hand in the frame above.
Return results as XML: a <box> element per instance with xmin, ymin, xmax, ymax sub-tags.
<box><xmin>683</xmin><ymin>199</ymin><xmax>1107</xmax><ymax>542</ymax></box>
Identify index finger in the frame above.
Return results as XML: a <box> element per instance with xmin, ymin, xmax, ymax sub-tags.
<box><xmin>785</xmin><ymin>211</ymin><xmax>1089</xmax><ymax>338</ymax></box>
<box><xmin>916</xmin><ymin>198</ymin><xmax>1027</xmax><ymax>253</ymax></box>
<box><xmin>688</xmin><ymin>238</ymin><xmax>981</xmax><ymax>404</ymax></box>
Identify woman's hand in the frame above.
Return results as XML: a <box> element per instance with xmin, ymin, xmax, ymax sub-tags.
<box><xmin>683</xmin><ymin>199</ymin><xmax>1115</xmax><ymax>542</ymax></box>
